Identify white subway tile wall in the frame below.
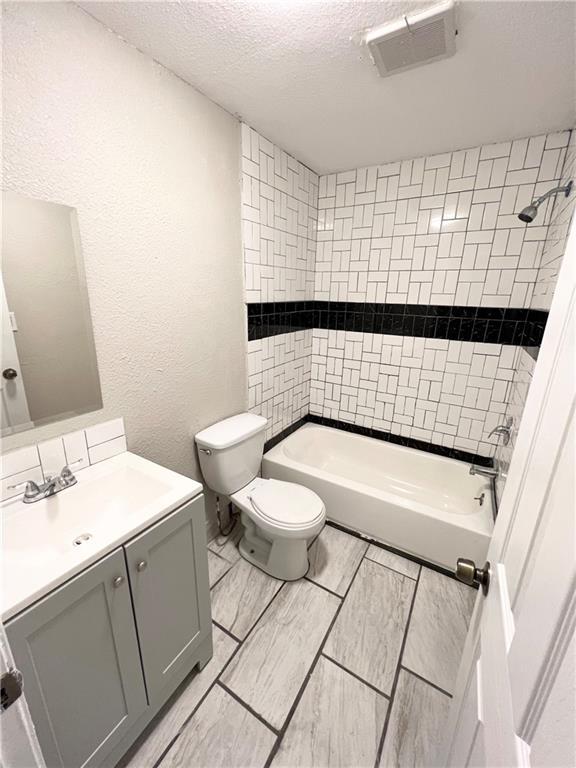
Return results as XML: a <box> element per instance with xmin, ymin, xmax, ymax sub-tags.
<box><xmin>88</xmin><ymin>434</ymin><xmax>128</xmax><ymax>465</ymax></box>
<box><xmin>532</xmin><ymin>129</ymin><xmax>576</xmax><ymax>310</ymax></box>
<box><xmin>0</xmin><ymin>445</ymin><xmax>40</xmax><ymax>479</ymax></box>
<box><xmin>38</xmin><ymin>437</ymin><xmax>67</xmax><ymax>477</ymax></box>
<box><xmin>248</xmin><ymin>331</ymin><xmax>312</xmax><ymax>443</ymax></box>
<box><xmin>242</xmin><ymin>127</ymin><xmax>575</xmax><ymax>450</ymax></box>
<box><xmin>241</xmin><ymin>123</ymin><xmax>319</xmax><ymax>303</ymax></box>
<box><xmin>494</xmin><ymin>348</ymin><xmax>536</xmax><ymax>501</ymax></box>
<box><xmin>316</xmin><ymin>131</ymin><xmax>570</xmax><ymax>308</ymax></box>
<box><xmin>84</xmin><ymin>416</ymin><xmax>125</xmax><ymax>447</ymax></box>
<box><xmin>310</xmin><ymin>331</ymin><xmax>516</xmax><ymax>457</ymax></box>
<box><xmin>0</xmin><ymin>418</ymin><xmax>127</xmax><ymax>501</ymax></box>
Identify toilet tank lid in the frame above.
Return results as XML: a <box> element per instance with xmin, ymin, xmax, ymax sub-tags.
<box><xmin>195</xmin><ymin>413</ymin><xmax>267</xmax><ymax>450</ymax></box>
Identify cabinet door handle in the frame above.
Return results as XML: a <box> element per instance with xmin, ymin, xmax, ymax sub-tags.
<box><xmin>136</xmin><ymin>560</ymin><xmax>147</xmax><ymax>572</ymax></box>
<box><xmin>112</xmin><ymin>576</ymin><xmax>124</xmax><ymax>588</ymax></box>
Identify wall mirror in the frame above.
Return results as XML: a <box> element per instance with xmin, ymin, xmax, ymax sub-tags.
<box><xmin>1</xmin><ymin>191</ymin><xmax>102</xmax><ymax>436</ymax></box>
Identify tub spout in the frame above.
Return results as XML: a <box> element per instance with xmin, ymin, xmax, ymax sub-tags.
<box><xmin>469</xmin><ymin>465</ymin><xmax>498</xmax><ymax>478</ymax></box>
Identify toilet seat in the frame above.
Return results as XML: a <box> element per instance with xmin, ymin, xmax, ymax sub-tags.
<box><xmin>231</xmin><ymin>478</ymin><xmax>325</xmax><ymax>539</ymax></box>
<box><xmin>249</xmin><ymin>480</ymin><xmax>324</xmax><ymax>528</ymax></box>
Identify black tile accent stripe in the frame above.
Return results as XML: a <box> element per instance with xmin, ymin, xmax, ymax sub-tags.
<box><xmin>264</xmin><ymin>414</ymin><xmax>493</xmax><ymax>468</ymax></box>
<box><xmin>247</xmin><ymin>301</ymin><xmax>548</xmax><ymax>346</ymax></box>
<box><xmin>247</xmin><ymin>301</ymin><xmax>316</xmax><ymax>340</ymax></box>
<box><xmin>263</xmin><ymin>417</ymin><xmax>308</xmax><ymax>453</ymax></box>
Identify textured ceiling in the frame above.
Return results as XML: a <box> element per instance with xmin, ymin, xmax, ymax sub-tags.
<box><xmin>79</xmin><ymin>0</ymin><xmax>576</xmax><ymax>174</ymax></box>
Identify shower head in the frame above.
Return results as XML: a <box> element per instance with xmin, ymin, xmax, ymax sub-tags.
<box><xmin>518</xmin><ymin>180</ymin><xmax>573</xmax><ymax>223</ymax></box>
<box><xmin>518</xmin><ymin>204</ymin><xmax>539</xmax><ymax>223</ymax></box>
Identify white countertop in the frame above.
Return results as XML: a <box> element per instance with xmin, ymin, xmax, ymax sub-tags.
<box><xmin>1</xmin><ymin>452</ymin><xmax>202</xmax><ymax>621</ymax></box>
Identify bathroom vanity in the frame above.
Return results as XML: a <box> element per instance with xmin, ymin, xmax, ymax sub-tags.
<box><xmin>2</xmin><ymin>452</ymin><xmax>212</xmax><ymax>768</ymax></box>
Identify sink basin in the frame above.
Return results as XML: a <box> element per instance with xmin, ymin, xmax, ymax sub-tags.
<box><xmin>2</xmin><ymin>452</ymin><xmax>202</xmax><ymax>620</ymax></box>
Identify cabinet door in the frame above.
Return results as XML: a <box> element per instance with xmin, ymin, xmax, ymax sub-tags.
<box><xmin>124</xmin><ymin>494</ymin><xmax>211</xmax><ymax>703</ymax></box>
<box><xmin>5</xmin><ymin>549</ymin><xmax>147</xmax><ymax>768</ymax></box>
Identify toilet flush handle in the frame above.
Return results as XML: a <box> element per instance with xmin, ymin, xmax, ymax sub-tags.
<box><xmin>199</xmin><ymin>448</ymin><xmax>212</xmax><ymax>455</ymax></box>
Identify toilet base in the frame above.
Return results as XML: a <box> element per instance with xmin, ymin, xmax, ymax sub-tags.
<box><xmin>238</xmin><ymin>512</ymin><xmax>310</xmax><ymax>581</ymax></box>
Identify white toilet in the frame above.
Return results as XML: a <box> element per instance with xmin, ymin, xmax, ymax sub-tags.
<box><xmin>195</xmin><ymin>413</ymin><xmax>325</xmax><ymax>581</ymax></box>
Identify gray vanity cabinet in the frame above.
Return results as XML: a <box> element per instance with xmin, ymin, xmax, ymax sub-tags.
<box><xmin>124</xmin><ymin>495</ymin><xmax>211</xmax><ymax>703</ymax></box>
<box><xmin>5</xmin><ymin>548</ymin><xmax>147</xmax><ymax>768</ymax></box>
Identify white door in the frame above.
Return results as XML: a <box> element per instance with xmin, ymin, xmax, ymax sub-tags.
<box><xmin>441</xmin><ymin>216</ymin><xmax>576</xmax><ymax>766</ymax></box>
<box><xmin>1</xmin><ymin>275</ymin><xmax>31</xmax><ymax>432</ymax></box>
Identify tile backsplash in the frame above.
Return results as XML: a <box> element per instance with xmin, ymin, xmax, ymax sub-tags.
<box><xmin>0</xmin><ymin>418</ymin><xmax>127</xmax><ymax>501</ymax></box>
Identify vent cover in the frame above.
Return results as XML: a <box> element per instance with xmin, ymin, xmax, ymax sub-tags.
<box><xmin>365</xmin><ymin>1</ymin><xmax>457</xmax><ymax>78</ymax></box>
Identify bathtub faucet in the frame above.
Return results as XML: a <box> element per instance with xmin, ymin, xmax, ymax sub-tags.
<box><xmin>469</xmin><ymin>465</ymin><xmax>498</xmax><ymax>479</ymax></box>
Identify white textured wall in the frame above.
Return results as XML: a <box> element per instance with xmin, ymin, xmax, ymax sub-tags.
<box><xmin>2</xmin><ymin>3</ymin><xmax>246</xmax><ymax>497</ymax></box>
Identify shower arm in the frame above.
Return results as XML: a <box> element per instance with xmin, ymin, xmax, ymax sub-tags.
<box><xmin>532</xmin><ymin>181</ymin><xmax>573</xmax><ymax>208</ymax></box>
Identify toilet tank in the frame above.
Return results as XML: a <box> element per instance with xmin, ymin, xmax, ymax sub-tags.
<box><xmin>195</xmin><ymin>413</ymin><xmax>267</xmax><ymax>495</ymax></box>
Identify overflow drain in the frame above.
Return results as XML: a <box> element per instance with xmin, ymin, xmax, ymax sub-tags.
<box><xmin>73</xmin><ymin>533</ymin><xmax>93</xmax><ymax>547</ymax></box>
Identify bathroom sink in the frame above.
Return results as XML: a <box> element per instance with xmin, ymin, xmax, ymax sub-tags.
<box><xmin>2</xmin><ymin>452</ymin><xmax>202</xmax><ymax>620</ymax></box>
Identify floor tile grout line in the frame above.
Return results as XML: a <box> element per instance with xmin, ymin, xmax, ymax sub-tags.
<box><xmin>264</xmin><ymin>547</ymin><xmax>368</xmax><ymax>768</ymax></box>
<box><xmin>320</xmin><ymin>652</ymin><xmax>390</xmax><ymax>700</ymax></box>
<box><xmin>364</xmin><ymin>553</ymin><xmax>420</xmax><ymax>581</ymax></box>
<box><xmin>361</xmin><ymin>549</ymin><xmax>421</xmax><ymax>583</ymax></box>
<box><xmin>303</xmin><ymin>575</ymin><xmax>345</xmax><ymax>599</ymax></box>
<box><xmin>374</xmin><ymin>566</ymin><xmax>422</xmax><ymax>768</ymax></box>
<box><xmin>156</xmin><ymin>530</ymin><xmax>410</xmax><ymax>768</ymax></box>
<box><xmin>216</xmin><ymin>578</ymin><xmax>286</xmax><ymax>645</ymax></box>
<box><xmin>217</xmin><ymin>680</ymin><xmax>281</xmax><ymax>736</ymax></box>
<box><xmin>212</xmin><ymin>619</ymin><xmax>242</xmax><ymax>643</ymax></box>
<box><xmin>400</xmin><ymin>665</ymin><xmax>454</xmax><ymax>699</ymax></box>
<box><xmin>306</xmin><ymin>527</ymin><xmax>368</xmax><ymax>597</ymax></box>
<box><xmin>152</xmin><ymin>622</ymin><xmax>250</xmax><ymax>768</ymax></box>
<box><xmin>215</xmin><ymin>678</ymin><xmax>280</xmax><ymax>737</ymax></box>
<box><xmin>326</xmin><ymin>519</ymin><xmax>459</xmax><ymax>581</ymax></box>
<box><xmin>209</xmin><ymin>562</ymin><xmax>234</xmax><ymax>592</ymax></box>
<box><xmin>208</xmin><ymin>547</ymin><xmax>235</xmax><ymax>566</ymax></box>
<box><xmin>151</xmin><ymin>532</ymin><xmax>361</xmax><ymax>768</ymax></box>
<box><xmin>214</xmin><ymin>570</ymin><xmax>288</xmax><ymax>651</ymax></box>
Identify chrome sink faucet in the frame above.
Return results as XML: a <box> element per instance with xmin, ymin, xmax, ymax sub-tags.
<box><xmin>8</xmin><ymin>460</ymin><xmax>82</xmax><ymax>504</ymax></box>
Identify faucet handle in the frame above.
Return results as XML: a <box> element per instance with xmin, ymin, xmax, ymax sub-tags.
<box><xmin>487</xmin><ymin>422</ymin><xmax>512</xmax><ymax>445</ymax></box>
<box><xmin>58</xmin><ymin>459</ymin><xmax>82</xmax><ymax>487</ymax></box>
<box><xmin>60</xmin><ymin>458</ymin><xmax>85</xmax><ymax>477</ymax></box>
<box><xmin>7</xmin><ymin>480</ymin><xmax>41</xmax><ymax>500</ymax></box>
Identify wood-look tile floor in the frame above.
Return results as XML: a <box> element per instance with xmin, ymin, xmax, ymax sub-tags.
<box><xmin>121</xmin><ymin>522</ymin><xmax>475</xmax><ymax>768</ymax></box>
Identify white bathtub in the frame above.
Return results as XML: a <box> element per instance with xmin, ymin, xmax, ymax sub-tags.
<box><xmin>262</xmin><ymin>423</ymin><xmax>494</xmax><ymax>570</ymax></box>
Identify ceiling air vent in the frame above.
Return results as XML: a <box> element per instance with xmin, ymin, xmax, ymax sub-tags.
<box><xmin>365</xmin><ymin>0</ymin><xmax>457</xmax><ymax>78</ymax></box>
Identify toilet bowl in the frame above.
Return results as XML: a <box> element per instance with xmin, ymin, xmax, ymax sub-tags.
<box><xmin>231</xmin><ymin>477</ymin><xmax>325</xmax><ymax>580</ymax></box>
<box><xmin>195</xmin><ymin>412</ymin><xmax>326</xmax><ymax>581</ymax></box>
